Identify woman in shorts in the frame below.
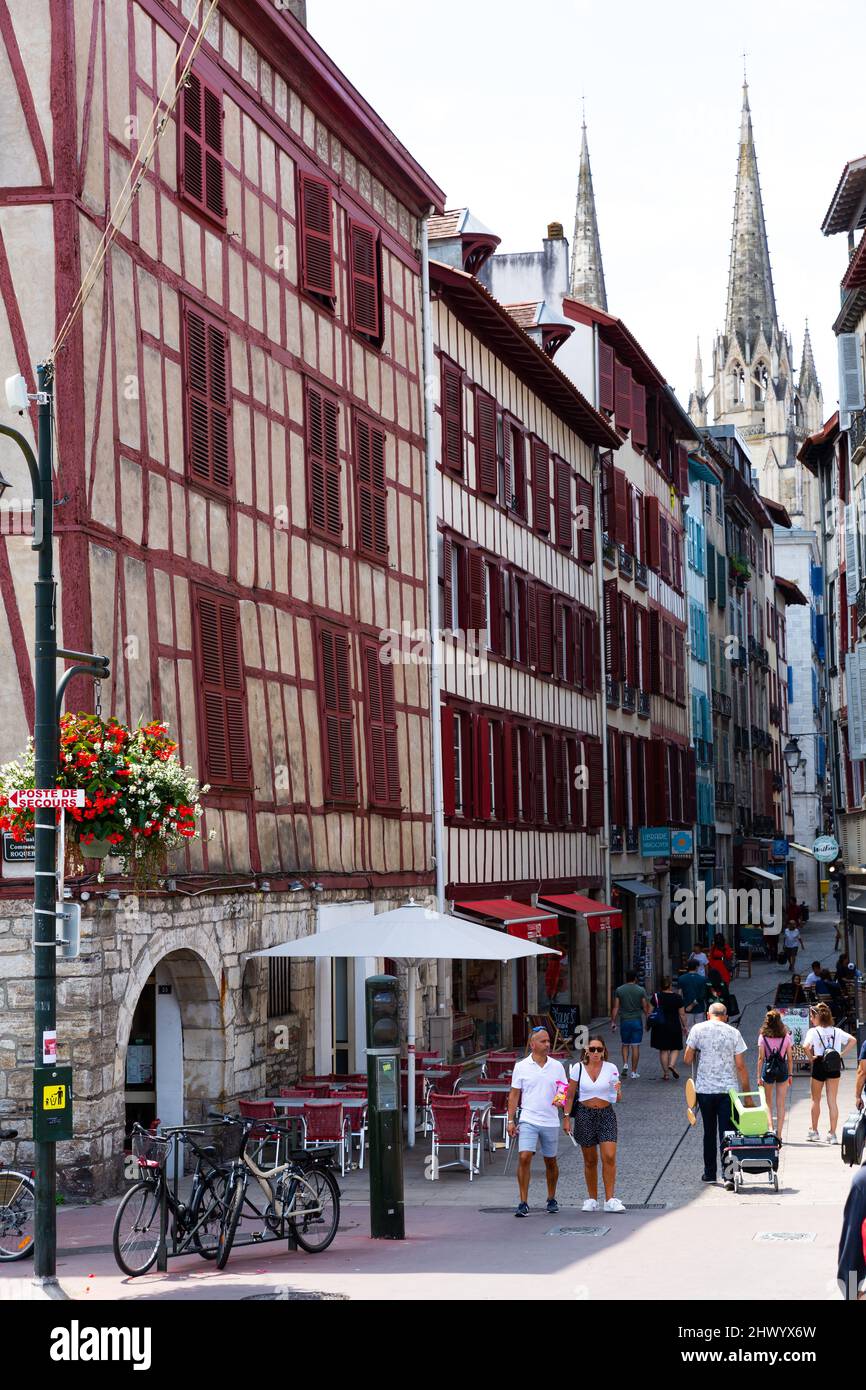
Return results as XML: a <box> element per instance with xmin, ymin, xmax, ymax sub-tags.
<box><xmin>803</xmin><ymin>1003</ymin><xmax>857</xmax><ymax>1144</ymax></box>
<box><xmin>563</xmin><ymin>1037</ymin><xmax>624</xmax><ymax>1215</ymax></box>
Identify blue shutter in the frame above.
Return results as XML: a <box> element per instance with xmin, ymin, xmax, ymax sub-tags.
<box><xmin>788</xmin><ymin>665</ymin><xmax>794</xmax><ymax>701</ymax></box>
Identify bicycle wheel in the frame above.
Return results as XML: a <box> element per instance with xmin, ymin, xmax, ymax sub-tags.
<box><xmin>215</xmin><ymin>1173</ymin><xmax>245</xmax><ymax>1270</ymax></box>
<box><xmin>191</xmin><ymin>1172</ymin><xmax>230</xmax><ymax>1260</ymax></box>
<box><xmin>290</xmin><ymin>1167</ymin><xmax>340</xmax><ymax>1253</ymax></box>
<box><xmin>0</xmin><ymin>1170</ymin><xmax>35</xmax><ymax>1261</ymax></box>
<box><xmin>112</xmin><ymin>1180</ymin><xmax>163</xmax><ymax>1277</ymax></box>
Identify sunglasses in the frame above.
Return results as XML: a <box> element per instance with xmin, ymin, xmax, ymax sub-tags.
<box><xmin>586</xmin><ymin>1046</ymin><xmax>604</xmax><ymax>1053</ymax></box>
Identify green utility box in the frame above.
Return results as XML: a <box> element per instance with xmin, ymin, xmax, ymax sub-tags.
<box><xmin>365</xmin><ymin>976</ymin><xmax>404</xmax><ymax>1240</ymax></box>
<box><xmin>32</xmin><ymin>1065</ymin><xmax>73</xmax><ymax>1143</ymax></box>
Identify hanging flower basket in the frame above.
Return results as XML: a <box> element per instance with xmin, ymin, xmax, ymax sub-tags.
<box><xmin>0</xmin><ymin>714</ymin><xmax>207</xmax><ymax>887</ymax></box>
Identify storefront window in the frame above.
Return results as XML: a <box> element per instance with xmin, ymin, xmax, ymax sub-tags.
<box><xmin>452</xmin><ymin>959</ymin><xmax>502</xmax><ymax>1057</ymax></box>
<box><xmin>537</xmin><ymin>929</ymin><xmax>570</xmax><ymax>1011</ymax></box>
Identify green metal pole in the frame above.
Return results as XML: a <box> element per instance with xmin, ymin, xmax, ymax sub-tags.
<box><xmin>33</xmin><ymin>362</ymin><xmax>57</xmax><ymax>1282</ymax></box>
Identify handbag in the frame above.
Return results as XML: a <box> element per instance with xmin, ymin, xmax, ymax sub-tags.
<box><xmin>647</xmin><ymin>992</ymin><xmax>664</xmax><ymax>1027</ymax></box>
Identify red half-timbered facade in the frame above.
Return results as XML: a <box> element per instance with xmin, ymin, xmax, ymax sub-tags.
<box><xmin>0</xmin><ymin>0</ymin><xmax>444</xmax><ymax>1191</ymax></box>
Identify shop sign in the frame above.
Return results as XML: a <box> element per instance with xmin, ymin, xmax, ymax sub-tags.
<box><xmin>640</xmin><ymin>827</ymin><xmax>671</xmax><ymax>857</ymax></box>
<box><xmin>812</xmin><ymin>835</ymin><xmax>839</xmax><ymax>863</ymax></box>
<box><xmin>772</xmin><ymin>838</ymin><xmax>789</xmax><ymax>862</ymax></box>
<box><xmin>671</xmin><ymin>830</ymin><xmax>693</xmax><ymax>857</ymax></box>
<box><xmin>698</xmin><ymin>849</ymin><xmax>716</xmax><ymax>868</ymax></box>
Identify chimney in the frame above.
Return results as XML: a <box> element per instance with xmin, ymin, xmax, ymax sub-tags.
<box><xmin>285</xmin><ymin>0</ymin><xmax>307</xmax><ymax>26</ymax></box>
<box><xmin>546</xmin><ymin>221</ymin><xmax>564</xmax><ymax>239</ymax></box>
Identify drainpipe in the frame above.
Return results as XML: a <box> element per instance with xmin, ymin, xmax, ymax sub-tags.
<box><xmin>592</xmin><ymin>324</ymin><xmax>613</xmax><ymax>998</ymax></box>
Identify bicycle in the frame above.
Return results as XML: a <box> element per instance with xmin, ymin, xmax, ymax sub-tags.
<box><xmin>212</xmin><ymin>1112</ymin><xmax>340</xmax><ymax>1269</ymax></box>
<box><xmin>0</xmin><ymin>1128</ymin><xmax>35</xmax><ymax>1261</ymax></box>
<box><xmin>112</xmin><ymin>1120</ymin><xmax>241</xmax><ymax>1277</ymax></box>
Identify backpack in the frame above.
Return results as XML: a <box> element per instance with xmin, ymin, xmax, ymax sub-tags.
<box><xmin>761</xmin><ymin>1037</ymin><xmax>787</xmax><ymax>1084</ymax></box>
<box><xmin>819</xmin><ymin>1029</ymin><xmax>842</xmax><ymax>1078</ymax></box>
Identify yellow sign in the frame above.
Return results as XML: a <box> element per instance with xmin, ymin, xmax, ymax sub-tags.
<box><xmin>42</xmin><ymin>1084</ymin><xmax>66</xmax><ymax>1111</ymax></box>
<box><xmin>819</xmin><ymin>879</ymin><xmax>829</xmax><ymax>894</ymax></box>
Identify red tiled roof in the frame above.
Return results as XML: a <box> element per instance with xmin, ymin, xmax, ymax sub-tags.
<box><xmin>775</xmin><ymin>576</ymin><xmax>808</xmax><ymax>606</ymax></box>
<box><xmin>843</xmin><ymin>232</ymin><xmax>866</xmax><ymax>290</ymax></box>
<box><xmin>798</xmin><ymin>412</ymin><xmax>839</xmax><ymax>469</ymax></box>
<box><xmin>504</xmin><ymin>302</ymin><xmax>542</xmax><ymax>329</ymax></box>
<box><xmin>760</xmin><ymin>495</ymin><xmax>792</xmax><ymax>528</ymax></box>
<box><xmin>822</xmin><ymin>155</ymin><xmax>866</xmax><ymax>236</ymax></box>
<box><xmin>428</xmin><ymin>209</ymin><xmax>466</xmax><ymax>239</ymax></box>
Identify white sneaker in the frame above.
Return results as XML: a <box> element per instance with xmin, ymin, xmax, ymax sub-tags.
<box><xmin>581</xmin><ymin>1198</ymin><xmax>599</xmax><ymax>1212</ymax></box>
<box><xmin>827</xmin><ymin>1132</ymin><xmax>838</xmax><ymax>1144</ymax></box>
<box><xmin>631</xmin><ymin>1071</ymin><xmax>640</xmax><ymax>1079</ymax></box>
<box><xmin>807</xmin><ymin>1129</ymin><xmax>820</xmax><ymax>1142</ymax></box>
<box><xmin>604</xmin><ymin>1197</ymin><xmax>626</xmax><ymax>1213</ymax></box>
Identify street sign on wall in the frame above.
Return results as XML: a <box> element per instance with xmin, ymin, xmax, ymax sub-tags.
<box><xmin>2</xmin><ymin>831</ymin><xmax>35</xmax><ymax>862</ymax></box>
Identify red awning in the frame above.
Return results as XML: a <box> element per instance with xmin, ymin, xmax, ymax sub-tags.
<box><xmin>539</xmin><ymin>893</ymin><xmax>623</xmax><ymax>934</ymax></box>
<box><xmin>454</xmin><ymin>898</ymin><xmax>558</xmax><ymax>940</ymax></box>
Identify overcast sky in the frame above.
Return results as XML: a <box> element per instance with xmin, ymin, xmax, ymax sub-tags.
<box><xmin>310</xmin><ymin>0</ymin><xmax>866</xmax><ymax>418</ymax></box>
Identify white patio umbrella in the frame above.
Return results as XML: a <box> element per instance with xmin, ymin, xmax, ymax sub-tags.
<box><xmin>248</xmin><ymin>900</ymin><xmax>560</xmax><ymax>1147</ymax></box>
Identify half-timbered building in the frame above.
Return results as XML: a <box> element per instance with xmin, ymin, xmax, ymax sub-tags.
<box><xmin>0</xmin><ymin>0</ymin><xmax>444</xmax><ymax>1193</ymax></box>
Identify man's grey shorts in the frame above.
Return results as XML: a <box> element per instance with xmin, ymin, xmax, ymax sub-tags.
<box><xmin>518</xmin><ymin>1122</ymin><xmax>560</xmax><ymax>1157</ymax></box>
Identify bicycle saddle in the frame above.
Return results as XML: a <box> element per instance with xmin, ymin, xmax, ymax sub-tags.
<box><xmin>0</xmin><ymin>1128</ymin><xmax>18</xmax><ymax>1141</ymax></box>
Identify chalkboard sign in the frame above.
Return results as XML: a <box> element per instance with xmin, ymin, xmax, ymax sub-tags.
<box><xmin>549</xmin><ymin>1004</ymin><xmax>581</xmax><ymax>1042</ymax></box>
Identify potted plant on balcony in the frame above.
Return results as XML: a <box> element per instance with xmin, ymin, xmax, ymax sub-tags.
<box><xmin>0</xmin><ymin>713</ymin><xmax>207</xmax><ymax>887</ymax></box>
<box><xmin>730</xmin><ymin>553</ymin><xmax>751</xmax><ymax>587</ymax></box>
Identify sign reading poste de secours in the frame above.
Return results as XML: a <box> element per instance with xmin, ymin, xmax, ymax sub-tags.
<box><xmin>7</xmin><ymin>788</ymin><xmax>85</xmax><ymax>810</ymax></box>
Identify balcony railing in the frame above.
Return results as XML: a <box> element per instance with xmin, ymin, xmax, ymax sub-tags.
<box><xmin>712</xmin><ymin>690</ymin><xmax>732</xmax><ymax>718</ymax></box>
<box><xmin>606</xmin><ymin>676</ymin><xmax>620</xmax><ymax>708</ymax></box>
<box><xmin>618</xmin><ymin>547</ymin><xmax>634</xmax><ymax>579</ymax></box>
<box><xmin>634</xmin><ymin>560</ymin><xmax>648</xmax><ymax>590</ymax></box>
<box><xmin>610</xmin><ymin>824</ymin><xmax>624</xmax><ymax>854</ymax></box>
<box><xmin>621</xmin><ymin>682</ymin><xmax>636</xmax><ymax>712</ymax></box>
<box><xmin>625</xmin><ymin>826</ymin><xmax>639</xmax><ymax>853</ymax></box>
<box><xmin>638</xmin><ymin>690</ymin><xmax>651</xmax><ymax>718</ymax></box>
<box><xmin>602</xmin><ymin>534</ymin><xmax>617</xmax><ymax>568</ymax></box>
<box><xmin>772</xmin><ymin>771</ymin><xmax>784</xmax><ymax>791</ymax></box>
<box><xmin>753</xmin><ymin>815</ymin><xmax>775</xmax><ymax>837</ymax></box>
<box><xmin>757</xmin><ymin>644</ymin><xmax>769</xmax><ymax>668</ymax></box>
<box><xmin>769</xmin><ymin>702</ymin><xmax>781</xmax><ymax>726</ymax></box>
<box><xmin>715</xmin><ymin>780</ymin><xmax>734</xmax><ymax>804</ymax></box>
<box><xmin>858</xmin><ymin>580</ymin><xmax>866</xmax><ymax>626</ymax></box>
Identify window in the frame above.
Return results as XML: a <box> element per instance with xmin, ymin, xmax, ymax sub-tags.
<box><xmin>631</xmin><ymin>381</ymin><xmax>648</xmax><ymax>449</ymax></box>
<box><xmin>536</xmin><ymin>586</ymin><xmax>555</xmax><ymax>674</ymax></box>
<box><xmin>306</xmin><ymin>382</ymin><xmax>341</xmax><ymax>540</ymax></box>
<box><xmin>362</xmin><ymin>640</ymin><xmax>400</xmax><ymax>808</ymax></box>
<box><xmin>475</xmin><ymin>389</ymin><xmax>498</xmax><ymax>496</ymax></box>
<box><xmin>179</xmin><ymin>72</ymin><xmax>225</xmax><ymax>224</ymax></box>
<box><xmin>347</xmin><ymin>217</ymin><xmax>381</xmax><ymax>340</ymax></box>
<box><xmin>531</xmin><ymin>437</ymin><xmax>550</xmax><ymax>535</ymax></box>
<box><xmin>355</xmin><ymin>413</ymin><xmax>387</xmax><ymax>560</ymax></box>
<box><xmin>317</xmin><ymin>624</ymin><xmax>357</xmax><ymax>803</ymax></box>
<box><xmin>485</xmin><ymin>561</ymin><xmax>505</xmax><ymax>654</ymax></box>
<box><xmin>440</xmin><ymin>359</ymin><xmax>463</xmax><ymax>473</ymax></box>
<box><xmin>576</xmin><ymin>474</ymin><xmax>594</xmax><ymax>565</ymax></box>
<box><xmin>268</xmin><ymin>958</ymin><xmax>295</xmax><ymax>1018</ymax></box>
<box><xmin>512</xmin><ymin>724</ymin><xmax>532</xmax><ymax>822</ymax></box>
<box><xmin>299</xmin><ymin>172</ymin><xmax>335</xmax><ymax>300</ymax></box>
<box><xmin>610</xmin><ymin>468</ymin><xmax>629</xmax><ymax>547</ymax></box>
<box><xmin>505</xmin><ymin>419</ymin><xmax>527</xmax><ymax>516</ymax></box>
<box><xmin>554</xmin><ymin>457</ymin><xmax>572</xmax><ymax>549</ymax></box>
<box><xmin>604</xmin><ymin>579</ymin><xmax>621</xmax><ymax>680</ymax></box>
<box><xmin>599</xmin><ymin>341</ymin><xmax>615</xmax><ymax>412</ymax></box>
<box><xmin>184</xmin><ymin>302</ymin><xmax>231</xmax><ymax>492</ymax></box>
<box><xmin>193</xmin><ymin>589</ymin><xmax>250</xmax><ymax>788</ymax></box>
<box><xmin>442</xmin><ymin>706</ymin><xmax>473</xmax><ymax>818</ymax></box>
<box><xmin>585</xmin><ymin>739</ymin><xmax>605</xmax><ymax>828</ymax></box>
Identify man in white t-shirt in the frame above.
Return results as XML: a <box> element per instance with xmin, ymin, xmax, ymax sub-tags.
<box><xmin>684</xmin><ymin>1003</ymin><xmax>750</xmax><ymax>1188</ymax></box>
<box><xmin>689</xmin><ymin>944</ymin><xmax>709</xmax><ymax>978</ymax></box>
<box><xmin>507</xmin><ymin>1027</ymin><xmax>567</xmax><ymax>1217</ymax></box>
<box><xmin>804</xmin><ymin>961</ymin><xmax>822</xmax><ymax>988</ymax></box>
<box><xmin>783</xmin><ymin>924</ymin><xmax>803</xmax><ymax>972</ymax></box>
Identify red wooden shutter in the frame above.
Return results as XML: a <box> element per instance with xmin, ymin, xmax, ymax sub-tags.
<box><xmin>661</xmin><ymin>621</ymin><xmax>674</xmax><ymax>698</ymax></box>
<box><xmin>613</xmin><ymin>469</ymin><xmax>629</xmax><ymax>545</ymax></box>
<box><xmin>639</xmin><ymin>606</ymin><xmax>650</xmax><ymax>690</ymax></box>
<box><xmin>649</xmin><ymin>609</ymin><xmax>661</xmax><ymax>693</ymax></box>
<box><xmin>441</xmin><ymin>705</ymin><xmax>455</xmax><ymax>816</ymax></box>
<box><xmin>511</xmin><ymin>428</ymin><xmax>526</xmax><ymax>515</ymax></box>
<box><xmin>604</xmin><ymin>579</ymin><xmax>621</xmax><ymax>680</ymax></box>
<box><xmin>487</xmin><ymin>563</ymin><xmax>504</xmax><ymax>654</ymax></box>
<box><xmin>180</xmin><ymin>73</ymin><xmax>225</xmax><ymax>222</ymax></box>
<box><xmin>667</xmin><ymin>742</ymin><xmax>681</xmax><ymax>823</ymax></box>
<box><xmin>363</xmin><ymin>641</ymin><xmax>400</xmax><ymax>808</ymax></box>
<box><xmin>441</xmin><ymin>359</ymin><xmax>463</xmax><ymax>473</ymax></box>
<box><xmin>601</xmin><ymin>452</ymin><xmax>614</xmax><ymax>535</ymax></box>
<box><xmin>631</xmin><ymin>381</ymin><xmax>648</xmax><ymax>448</ymax></box>
<box><xmin>503</xmin><ymin>722</ymin><xmax>516</xmax><ymax>821</ymax></box>
<box><xmin>475</xmin><ymin>390</ymin><xmax>498</xmax><ymax>495</ymax></box>
<box><xmin>299</xmin><ymin>172</ymin><xmax>335</xmax><ymax>297</ymax></box>
<box><xmin>185</xmin><ymin>305</ymin><xmax>231</xmax><ymax>491</ymax></box>
<box><xmin>586</xmin><ymin>740</ymin><xmax>604</xmax><ymax>828</ymax></box>
<box><xmin>348</xmin><ymin>219</ymin><xmax>380</xmax><ymax>337</ymax></box>
<box><xmin>475</xmin><ymin>714</ymin><xmax>491</xmax><ymax>820</ymax></box>
<box><xmin>614</xmin><ymin>360</ymin><xmax>633</xmax><ymax>430</ymax></box>
<box><xmin>675</xmin><ymin>629</ymin><xmax>685</xmax><ymax>704</ymax></box>
<box><xmin>307</xmin><ymin>383</ymin><xmax>341</xmax><ymax>539</ymax></box>
<box><xmin>599</xmin><ymin>341</ymin><xmax>615</xmax><ymax>412</ymax></box>
<box><xmin>527</xmin><ymin>581</ymin><xmax>538</xmax><ymax>667</ymax></box>
<box><xmin>675</xmin><ymin>443</ymin><xmax>689</xmax><ymax>497</ymax></box>
<box><xmin>576</xmin><ymin>475</ymin><xmax>594</xmax><ymax>564</ymax></box>
<box><xmin>355</xmin><ymin>414</ymin><xmax>387</xmax><ymax>559</ymax></box>
<box><xmin>195</xmin><ymin>590</ymin><xmax>250</xmax><ymax>788</ymax></box>
<box><xmin>645</xmin><ymin>495</ymin><xmax>661</xmax><ymax>570</ymax></box>
<box><xmin>659</xmin><ymin>515</ymin><xmax>672</xmax><ymax>582</ymax></box>
<box><xmin>619</xmin><ymin>593</ymin><xmax>630</xmax><ymax>683</ymax></box>
<box><xmin>531</xmin><ymin>438</ymin><xmax>550</xmax><ymax>534</ymax></box>
<box><xmin>580</xmin><ymin>610</ymin><xmax>596</xmax><ymax>692</ymax></box>
<box><xmin>555</xmin><ymin>457</ymin><xmax>572</xmax><ymax>549</ymax></box>
<box><xmin>318</xmin><ymin>626</ymin><xmax>356</xmax><ymax>802</ymax></box>
<box><xmin>536</xmin><ymin>588</ymin><xmax>554</xmax><ymax>674</ymax></box>
<box><xmin>441</xmin><ymin>534</ymin><xmax>453</xmax><ymax>630</ymax></box>
<box><xmin>468</xmin><ymin>550</ymin><xmax>486</xmax><ymax>634</ymax></box>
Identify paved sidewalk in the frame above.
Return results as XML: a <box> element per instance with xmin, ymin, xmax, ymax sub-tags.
<box><xmin>3</xmin><ymin>912</ymin><xmax>861</xmax><ymax>1300</ymax></box>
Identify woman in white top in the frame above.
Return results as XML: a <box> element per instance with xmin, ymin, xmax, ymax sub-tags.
<box><xmin>803</xmin><ymin>1002</ymin><xmax>857</xmax><ymax>1143</ymax></box>
<box><xmin>563</xmin><ymin>1037</ymin><xmax>623</xmax><ymax>1214</ymax></box>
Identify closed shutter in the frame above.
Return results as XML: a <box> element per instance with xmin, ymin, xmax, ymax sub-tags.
<box><xmin>306</xmin><ymin>383</ymin><xmax>341</xmax><ymax>539</ymax></box>
<box><xmin>475</xmin><ymin>389</ymin><xmax>498</xmax><ymax>495</ymax></box>
<box><xmin>299</xmin><ymin>172</ymin><xmax>335</xmax><ymax>296</ymax></box>
<box><xmin>649</xmin><ymin>609</ymin><xmax>661</xmax><ymax>693</ymax></box>
<box><xmin>601</xmin><ymin>452</ymin><xmax>614</xmax><ymax>535</ymax></box>
<box><xmin>318</xmin><ymin>626</ymin><xmax>357</xmax><ymax>802</ymax></box>
<box><xmin>194</xmin><ymin>590</ymin><xmax>250</xmax><ymax>788</ymax></box>
<box><xmin>441</xmin><ymin>360</ymin><xmax>463</xmax><ymax>473</ymax></box>
<box><xmin>527</xmin><ymin>581</ymin><xmax>538</xmax><ymax>667</ymax></box>
<box><xmin>639</xmin><ymin>606</ymin><xmax>650</xmax><ymax>691</ymax></box>
<box><xmin>675</xmin><ymin>629</ymin><xmax>686</xmax><ymax>704</ymax></box>
<box><xmin>622</xmin><ymin>594</ymin><xmax>637</xmax><ymax>685</ymax></box>
<box><xmin>536</xmin><ymin>587</ymin><xmax>554</xmax><ymax>674</ymax></box>
<box><xmin>511</xmin><ymin>428</ymin><xmax>527</xmax><ymax>516</ymax></box>
<box><xmin>363</xmin><ymin>641</ymin><xmax>400</xmax><ymax>807</ymax></box>
<box><xmin>487</xmin><ymin>563</ymin><xmax>504</xmax><ymax>654</ymax></box>
<box><xmin>555</xmin><ymin>456</ymin><xmax>572</xmax><ymax>548</ymax></box>
<box><xmin>348</xmin><ymin>218</ymin><xmax>380</xmax><ymax>337</ymax></box>
<box><xmin>676</xmin><ymin>444</ymin><xmax>689</xmax><ymax>497</ymax></box>
<box><xmin>707</xmin><ymin>542</ymin><xmax>716</xmax><ymax>601</ymax></box>
<box><xmin>614</xmin><ymin>359</ymin><xmax>633</xmax><ymax>430</ymax></box>
<box><xmin>468</xmin><ymin>550</ymin><xmax>486</xmax><ymax>633</ymax></box>
<box><xmin>534</xmin><ymin>731</ymin><xmax>547</xmax><ymax>823</ymax></box>
<box><xmin>662</xmin><ymin>620</ymin><xmax>675</xmax><ymax>699</ymax></box>
<box><xmin>180</xmin><ymin>73</ymin><xmax>225</xmax><ymax>222</ymax></box>
<box><xmin>659</xmin><ymin>516</ymin><xmax>672</xmax><ymax>582</ymax></box>
<box><xmin>599</xmin><ymin>341</ymin><xmax>615</xmax><ymax>412</ymax></box>
<box><xmin>586</xmin><ymin>739</ymin><xmax>605</xmax><ymax>828</ymax></box>
<box><xmin>185</xmin><ymin>304</ymin><xmax>231</xmax><ymax>491</ymax></box>
<box><xmin>645</xmin><ymin>495</ymin><xmax>661</xmax><ymax>570</ymax></box>
<box><xmin>552</xmin><ymin>736</ymin><xmax>567</xmax><ymax>825</ymax></box>
<box><xmin>646</xmin><ymin>391</ymin><xmax>660</xmax><ymax>458</ymax></box>
<box><xmin>441</xmin><ymin>534</ymin><xmax>453</xmax><ymax>630</ymax></box>
<box><xmin>355</xmin><ymin>414</ymin><xmax>387</xmax><ymax>559</ymax></box>
<box><xmin>531</xmin><ymin>437</ymin><xmax>550</xmax><ymax>534</ymax></box>
<box><xmin>503</xmin><ymin>722</ymin><xmax>516</xmax><ymax>821</ymax></box>
<box><xmin>441</xmin><ymin>705</ymin><xmax>455</xmax><ymax>816</ymax></box>
<box><xmin>613</xmin><ymin>468</ymin><xmax>629</xmax><ymax>545</ymax></box>
<box><xmin>631</xmin><ymin>381</ymin><xmax>648</xmax><ymax>448</ymax></box>
<box><xmin>609</xmin><ymin>728</ymin><xmax>625</xmax><ymax>825</ymax></box>
<box><xmin>604</xmin><ymin>579</ymin><xmax>621</xmax><ymax>680</ymax></box>
<box><xmin>476</xmin><ymin>714</ymin><xmax>491</xmax><ymax>820</ymax></box>
<box><xmin>576</xmin><ymin>474</ymin><xmax>594</xmax><ymax>564</ymax></box>
<box><xmin>716</xmin><ymin>552</ymin><xmax>727</xmax><ymax>611</ymax></box>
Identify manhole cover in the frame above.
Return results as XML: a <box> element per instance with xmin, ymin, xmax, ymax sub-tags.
<box><xmin>546</xmin><ymin>1225</ymin><xmax>610</xmax><ymax>1238</ymax></box>
<box><xmin>754</xmin><ymin>1232</ymin><xmax>816</xmax><ymax>1243</ymax></box>
<box><xmin>243</xmin><ymin>1290</ymin><xmax>350</xmax><ymax>1301</ymax></box>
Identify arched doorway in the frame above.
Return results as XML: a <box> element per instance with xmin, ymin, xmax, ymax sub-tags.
<box><xmin>120</xmin><ymin>949</ymin><xmax>226</xmax><ymax>1142</ymax></box>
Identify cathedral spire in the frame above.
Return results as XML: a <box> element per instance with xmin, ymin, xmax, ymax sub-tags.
<box><xmin>570</xmin><ymin>115</ymin><xmax>607</xmax><ymax>310</ymax></box>
<box><xmin>695</xmin><ymin>337</ymin><xmax>704</xmax><ymax>394</ymax></box>
<box><xmin>724</xmin><ymin>78</ymin><xmax>777</xmax><ymax>358</ymax></box>
<box><xmin>799</xmin><ymin>319</ymin><xmax>818</xmax><ymax>394</ymax></box>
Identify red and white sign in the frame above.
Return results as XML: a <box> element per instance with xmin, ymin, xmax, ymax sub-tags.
<box><xmin>8</xmin><ymin>788</ymin><xmax>84</xmax><ymax>809</ymax></box>
<box><xmin>42</xmin><ymin>1030</ymin><xmax>57</xmax><ymax>1064</ymax></box>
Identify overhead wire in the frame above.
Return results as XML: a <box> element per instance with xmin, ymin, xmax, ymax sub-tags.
<box><xmin>49</xmin><ymin>0</ymin><xmax>219</xmax><ymax>365</ymax></box>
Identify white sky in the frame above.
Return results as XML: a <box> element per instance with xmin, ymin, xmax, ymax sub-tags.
<box><xmin>309</xmin><ymin>0</ymin><xmax>866</xmax><ymax>419</ymax></box>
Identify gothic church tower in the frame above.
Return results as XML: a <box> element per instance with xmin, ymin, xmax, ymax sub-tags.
<box><xmin>699</xmin><ymin>80</ymin><xmax>823</xmax><ymax>525</ymax></box>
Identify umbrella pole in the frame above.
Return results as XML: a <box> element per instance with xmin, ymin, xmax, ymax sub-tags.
<box><xmin>407</xmin><ymin>962</ymin><xmax>417</xmax><ymax>1148</ymax></box>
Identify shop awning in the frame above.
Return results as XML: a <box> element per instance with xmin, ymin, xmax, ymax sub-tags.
<box><xmin>789</xmin><ymin>842</ymin><xmax>815</xmax><ymax>857</ymax></box>
<box><xmin>453</xmin><ymin>898</ymin><xmax>558</xmax><ymax>940</ymax></box>
<box><xmin>539</xmin><ymin>893</ymin><xmax>623</xmax><ymax>933</ymax></box>
<box><xmin>743</xmin><ymin>867</ymin><xmax>781</xmax><ymax>885</ymax></box>
<box><xmin>613</xmin><ymin>878</ymin><xmax>661</xmax><ymax>900</ymax></box>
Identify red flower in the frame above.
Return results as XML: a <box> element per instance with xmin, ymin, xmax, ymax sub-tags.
<box><xmin>108</xmin><ymin>833</ymin><xmax>124</xmax><ymax>845</ymax></box>
<box><xmin>79</xmin><ymin>833</ymin><xmax>94</xmax><ymax>846</ymax></box>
